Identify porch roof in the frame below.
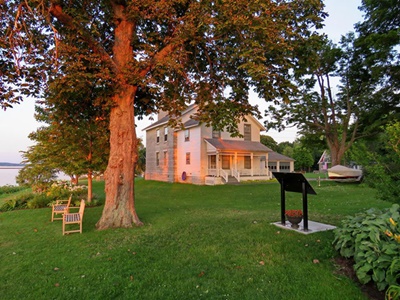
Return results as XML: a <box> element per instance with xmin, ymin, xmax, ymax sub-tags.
<box><xmin>204</xmin><ymin>138</ymin><xmax>272</xmax><ymax>153</ymax></box>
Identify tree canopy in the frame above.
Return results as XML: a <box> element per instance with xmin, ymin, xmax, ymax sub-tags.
<box><xmin>1</xmin><ymin>0</ymin><xmax>327</xmax><ymax>229</ymax></box>
<box><xmin>264</xmin><ymin>0</ymin><xmax>400</xmax><ymax>166</ymax></box>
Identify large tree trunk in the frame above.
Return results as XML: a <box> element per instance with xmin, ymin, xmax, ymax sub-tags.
<box><xmin>96</xmin><ymin>3</ymin><xmax>143</xmax><ymax>229</ymax></box>
<box><xmin>327</xmin><ymin>138</ymin><xmax>346</xmax><ymax>166</ymax></box>
<box><xmin>96</xmin><ymin>87</ymin><xmax>143</xmax><ymax>229</ymax></box>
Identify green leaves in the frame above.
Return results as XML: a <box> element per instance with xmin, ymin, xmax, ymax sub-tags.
<box><xmin>333</xmin><ymin>204</ymin><xmax>400</xmax><ymax>291</ymax></box>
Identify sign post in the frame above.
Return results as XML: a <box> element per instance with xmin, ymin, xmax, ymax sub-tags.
<box><xmin>272</xmin><ymin>172</ymin><xmax>316</xmax><ymax>232</ymax></box>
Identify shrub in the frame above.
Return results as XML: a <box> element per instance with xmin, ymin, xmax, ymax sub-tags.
<box><xmin>27</xmin><ymin>194</ymin><xmax>53</xmax><ymax>209</ymax></box>
<box><xmin>0</xmin><ymin>182</ymin><xmax>98</xmax><ymax>211</ymax></box>
<box><xmin>333</xmin><ymin>204</ymin><xmax>400</xmax><ymax>291</ymax></box>
<box><xmin>386</xmin><ymin>258</ymin><xmax>400</xmax><ymax>300</ymax></box>
<box><xmin>0</xmin><ymin>185</ymin><xmax>26</xmax><ymax>195</ymax></box>
<box><xmin>0</xmin><ymin>193</ymin><xmax>34</xmax><ymax>212</ymax></box>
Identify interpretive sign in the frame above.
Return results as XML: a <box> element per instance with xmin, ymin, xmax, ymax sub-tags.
<box><xmin>272</xmin><ymin>172</ymin><xmax>316</xmax><ymax>232</ymax></box>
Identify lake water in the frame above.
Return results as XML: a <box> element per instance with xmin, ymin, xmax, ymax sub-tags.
<box><xmin>0</xmin><ymin>168</ymin><xmax>21</xmax><ymax>186</ymax></box>
<box><xmin>0</xmin><ymin>168</ymin><xmax>70</xmax><ymax>187</ymax></box>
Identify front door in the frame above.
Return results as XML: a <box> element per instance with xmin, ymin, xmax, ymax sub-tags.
<box><xmin>222</xmin><ymin>155</ymin><xmax>230</xmax><ymax>169</ymax></box>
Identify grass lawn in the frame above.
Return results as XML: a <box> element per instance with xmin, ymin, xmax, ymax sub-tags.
<box><xmin>0</xmin><ymin>179</ymin><xmax>390</xmax><ymax>299</ymax></box>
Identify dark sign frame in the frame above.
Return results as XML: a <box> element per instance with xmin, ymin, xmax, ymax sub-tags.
<box><xmin>272</xmin><ymin>172</ymin><xmax>317</xmax><ymax>232</ymax></box>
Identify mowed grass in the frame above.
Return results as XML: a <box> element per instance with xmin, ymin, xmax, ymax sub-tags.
<box><xmin>0</xmin><ymin>179</ymin><xmax>390</xmax><ymax>300</ymax></box>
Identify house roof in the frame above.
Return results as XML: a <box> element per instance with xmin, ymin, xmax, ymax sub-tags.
<box><xmin>183</xmin><ymin>119</ymin><xmax>200</xmax><ymax>128</ymax></box>
<box><xmin>142</xmin><ymin>115</ymin><xmax>169</xmax><ymax>131</ymax></box>
<box><xmin>204</xmin><ymin>138</ymin><xmax>272</xmax><ymax>153</ymax></box>
<box><xmin>268</xmin><ymin>151</ymin><xmax>295</xmax><ymax>162</ymax></box>
<box><xmin>143</xmin><ymin>103</ymin><xmax>266</xmax><ymax>132</ymax></box>
<box><xmin>142</xmin><ymin>104</ymin><xmax>198</xmax><ymax>131</ymax></box>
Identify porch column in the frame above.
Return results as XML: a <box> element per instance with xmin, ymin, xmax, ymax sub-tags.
<box><xmin>277</xmin><ymin>161</ymin><xmax>280</xmax><ymax>172</ymax></box>
<box><xmin>234</xmin><ymin>152</ymin><xmax>237</xmax><ymax>171</ymax></box>
<box><xmin>216</xmin><ymin>153</ymin><xmax>220</xmax><ymax>177</ymax></box>
<box><xmin>251</xmin><ymin>153</ymin><xmax>254</xmax><ymax>176</ymax></box>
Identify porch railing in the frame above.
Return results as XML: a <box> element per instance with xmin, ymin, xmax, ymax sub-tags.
<box><xmin>207</xmin><ymin>168</ymin><xmax>271</xmax><ymax>179</ymax></box>
<box><xmin>232</xmin><ymin>169</ymin><xmax>240</xmax><ymax>182</ymax></box>
<box><xmin>220</xmin><ymin>169</ymin><xmax>228</xmax><ymax>182</ymax></box>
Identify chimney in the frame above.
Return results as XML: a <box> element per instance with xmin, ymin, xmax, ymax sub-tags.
<box><xmin>158</xmin><ymin>110</ymin><xmax>168</xmax><ymax>120</ymax></box>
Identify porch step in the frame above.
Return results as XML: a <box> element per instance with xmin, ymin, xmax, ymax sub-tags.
<box><xmin>224</xmin><ymin>176</ymin><xmax>240</xmax><ymax>185</ymax></box>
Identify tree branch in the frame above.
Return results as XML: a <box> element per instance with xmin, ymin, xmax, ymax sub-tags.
<box><xmin>48</xmin><ymin>2</ymin><xmax>117</xmax><ymax>73</ymax></box>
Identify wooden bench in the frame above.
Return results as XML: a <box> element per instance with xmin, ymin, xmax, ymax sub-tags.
<box><xmin>62</xmin><ymin>200</ymin><xmax>85</xmax><ymax>235</ymax></box>
<box><xmin>51</xmin><ymin>194</ymin><xmax>72</xmax><ymax>222</ymax></box>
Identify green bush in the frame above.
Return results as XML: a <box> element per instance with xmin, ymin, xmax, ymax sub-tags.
<box><xmin>386</xmin><ymin>258</ymin><xmax>400</xmax><ymax>300</ymax></box>
<box><xmin>27</xmin><ymin>194</ymin><xmax>53</xmax><ymax>209</ymax></box>
<box><xmin>0</xmin><ymin>182</ymin><xmax>97</xmax><ymax>211</ymax></box>
<box><xmin>333</xmin><ymin>204</ymin><xmax>400</xmax><ymax>291</ymax></box>
<box><xmin>0</xmin><ymin>185</ymin><xmax>26</xmax><ymax>195</ymax></box>
<box><xmin>0</xmin><ymin>193</ymin><xmax>34</xmax><ymax>212</ymax></box>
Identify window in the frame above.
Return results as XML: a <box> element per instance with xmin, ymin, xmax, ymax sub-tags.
<box><xmin>186</xmin><ymin>152</ymin><xmax>191</xmax><ymax>165</ymax></box>
<box><xmin>212</xmin><ymin>128</ymin><xmax>221</xmax><ymax>138</ymax></box>
<box><xmin>156</xmin><ymin>129</ymin><xmax>160</xmax><ymax>143</ymax></box>
<box><xmin>164</xmin><ymin>127</ymin><xmax>168</xmax><ymax>142</ymax></box>
<box><xmin>163</xmin><ymin>151</ymin><xmax>167</xmax><ymax>166</ymax></box>
<box><xmin>156</xmin><ymin>152</ymin><xmax>160</xmax><ymax>166</ymax></box>
<box><xmin>210</xmin><ymin>155</ymin><xmax>216</xmax><ymax>169</ymax></box>
<box><xmin>222</xmin><ymin>156</ymin><xmax>230</xmax><ymax>169</ymax></box>
<box><xmin>184</xmin><ymin>129</ymin><xmax>190</xmax><ymax>142</ymax></box>
<box><xmin>244</xmin><ymin>156</ymin><xmax>251</xmax><ymax>169</ymax></box>
<box><xmin>244</xmin><ymin>124</ymin><xmax>251</xmax><ymax>141</ymax></box>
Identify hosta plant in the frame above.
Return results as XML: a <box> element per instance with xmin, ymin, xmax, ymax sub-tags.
<box><xmin>333</xmin><ymin>204</ymin><xmax>400</xmax><ymax>291</ymax></box>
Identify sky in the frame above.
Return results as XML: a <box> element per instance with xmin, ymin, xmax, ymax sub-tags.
<box><xmin>0</xmin><ymin>0</ymin><xmax>363</xmax><ymax>163</ymax></box>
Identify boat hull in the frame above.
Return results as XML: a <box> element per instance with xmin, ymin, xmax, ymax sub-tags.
<box><xmin>328</xmin><ymin>165</ymin><xmax>362</xmax><ymax>182</ymax></box>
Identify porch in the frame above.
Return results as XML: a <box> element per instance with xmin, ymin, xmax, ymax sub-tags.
<box><xmin>206</xmin><ymin>166</ymin><xmax>271</xmax><ymax>184</ymax></box>
<box><xmin>204</xmin><ymin>138</ymin><xmax>273</xmax><ymax>185</ymax></box>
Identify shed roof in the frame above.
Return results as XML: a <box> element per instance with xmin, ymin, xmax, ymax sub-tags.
<box><xmin>268</xmin><ymin>151</ymin><xmax>295</xmax><ymax>162</ymax></box>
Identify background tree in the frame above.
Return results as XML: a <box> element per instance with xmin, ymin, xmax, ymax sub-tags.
<box><xmin>340</xmin><ymin>0</ymin><xmax>400</xmax><ymax>200</ymax></box>
<box><xmin>16</xmin><ymin>143</ymin><xmax>58</xmax><ymax>192</ymax></box>
<box><xmin>35</xmin><ymin>58</ymin><xmax>111</xmax><ymax>202</ymax></box>
<box><xmin>260</xmin><ymin>135</ymin><xmax>278</xmax><ymax>151</ymax></box>
<box><xmin>354</xmin><ymin>0</ymin><xmax>400</xmax><ymax>135</ymax></box>
<box><xmin>277</xmin><ymin>141</ymin><xmax>294</xmax><ymax>158</ymax></box>
<box><xmin>266</xmin><ymin>34</ymin><xmax>369</xmax><ymax>166</ymax></box>
<box><xmin>1</xmin><ymin>1</ymin><xmax>327</xmax><ymax>229</ymax></box>
<box><xmin>135</xmin><ymin>139</ymin><xmax>146</xmax><ymax>176</ymax></box>
<box><xmin>293</xmin><ymin>146</ymin><xmax>314</xmax><ymax>172</ymax></box>
<box><xmin>350</xmin><ymin>122</ymin><xmax>400</xmax><ymax>203</ymax></box>
<box><xmin>295</xmin><ymin>133</ymin><xmax>326</xmax><ymax>170</ymax></box>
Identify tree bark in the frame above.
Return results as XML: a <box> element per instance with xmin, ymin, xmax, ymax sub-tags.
<box><xmin>96</xmin><ymin>86</ymin><xmax>143</xmax><ymax>229</ymax></box>
<box><xmin>96</xmin><ymin>3</ymin><xmax>143</xmax><ymax>229</ymax></box>
<box><xmin>87</xmin><ymin>169</ymin><xmax>92</xmax><ymax>203</ymax></box>
<box><xmin>327</xmin><ymin>138</ymin><xmax>346</xmax><ymax>166</ymax></box>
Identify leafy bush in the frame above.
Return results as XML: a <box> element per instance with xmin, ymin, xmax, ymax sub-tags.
<box><xmin>27</xmin><ymin>194</ymin><xmax>53</xmax><ymax>209</ymax></box>
<box><xmin>0</xmin><ymin>193</ymin><xmax>33</xmax><ymax>211</ymax></box>
<box><xmin>0</xmin><ymin>181</ymin><xmax>98</xmax><ymax>211</ymax></box>
<box><xmin>333</xmin><ymin>204</ymin><xmax>400</xmax><ymax>291</ymax></box>
<box><xmin>386</xmin><ymin>258</ymin><xmax>400</xmax><ymax>300</ymax></box>
<box><xmin>0</xmin><ymin>185</ymin><xmax>26</xmax><ymax>195</ymax></box>
<box><xmin>364</xmin><ymin>163</ymin><xmax>400</xmax><ymax>204</ymax></box>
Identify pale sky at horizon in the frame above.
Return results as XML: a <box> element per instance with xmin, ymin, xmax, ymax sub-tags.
<box><xmin>0</xmin><ymin>0</ymin><xmax>363</xmax><ymax>163</ymax></box>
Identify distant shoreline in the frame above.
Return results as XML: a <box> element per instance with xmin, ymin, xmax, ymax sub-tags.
<box><xmin>0</xmin><ymin>166</ymin><xmax>23</xmax><ymax>169</ymax></box>
<box><xmin>0</xmin><ymin>163</ymin><xmax>24</xmax><ymax>169</ymax></box>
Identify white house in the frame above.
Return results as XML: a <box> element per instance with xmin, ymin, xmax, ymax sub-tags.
<box><xmin>144</xmin><ymin>104</ymin><xmax>294</xmax><ymax>185</ymax></box>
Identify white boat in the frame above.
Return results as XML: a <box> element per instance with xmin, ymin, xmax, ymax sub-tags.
<box><xmin>328</xmin><ymin>165</ymin><xmax>363</xmax><ymax>182</ymax></box>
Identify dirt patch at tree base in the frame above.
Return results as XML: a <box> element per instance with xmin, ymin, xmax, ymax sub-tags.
<box><xmin>333</xmin><ymin>257</ymin><xmax>386</xmax><ymax>300</ymax></box>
